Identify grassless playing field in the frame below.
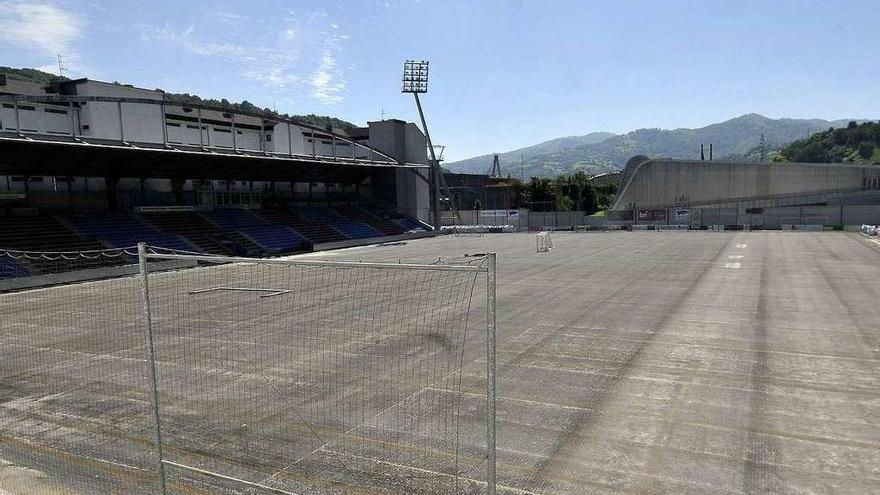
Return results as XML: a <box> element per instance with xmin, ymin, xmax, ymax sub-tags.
<box><xmin>1</xmin><ymin>231</ymin><xmax>879</xmax><ymax>494</ymax></box>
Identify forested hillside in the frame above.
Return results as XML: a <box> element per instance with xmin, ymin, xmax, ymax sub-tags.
<box><xmin>777</xmin><ymin>121</ymin><xmax>880</xmax><ymax>164</ymax></box>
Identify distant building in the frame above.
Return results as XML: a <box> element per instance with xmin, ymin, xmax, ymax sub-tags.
<box><xmin>443</xmin><ymin>172</ymin><xmax>519</xmax><ymax>210</ymax></box>
<box><xmin>588</xmin><ymin>171</ymin><xmax>620</xmax><ymax>188</ymax></box>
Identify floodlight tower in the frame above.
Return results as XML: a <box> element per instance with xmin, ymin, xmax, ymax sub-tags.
<box><xmin>402</xmin><ymin>60</ymin><xmax>442</xmax><ymax>230</ymax></box>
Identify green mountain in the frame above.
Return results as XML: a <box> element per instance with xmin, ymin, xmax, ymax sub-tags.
<box><xmin>445</xmin><ymin>131</ymin><xmax>616</xmax><ymax>177</ymax></box>
<box><xmin>446</xmin><ymin>114</ymin><xmax>864</xmax><ymax>178</ymax></box>
<box><xmin>1</xmin><ymin>66</ymin><xmax>354</xmax><ymax>129</ymax></box>
<box><xmin>777</xmin><ymin>121</ymin><xmax>880</xmax><ymax>164</ymax></box>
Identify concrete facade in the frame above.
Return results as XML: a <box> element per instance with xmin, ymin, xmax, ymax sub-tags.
<box><xmin>0</xmin><ymin>77</ymin><xmax>432</xmax><ymax>217</ymax></box>
<box><xmin>613</xmin><ymin>156</ymin><xmax>880</xmax><ymax>211</ymax></box>
<box><xmin>366</xmin><ymin>119</ymin><xmax>431</xmax><ymax>223</ymax></box>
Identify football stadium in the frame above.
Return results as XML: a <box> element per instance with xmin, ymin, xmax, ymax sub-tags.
<box><xmin>1</xmin><ymin>78</ymin><xmax>880</xmax><ymax>495</ymax></box>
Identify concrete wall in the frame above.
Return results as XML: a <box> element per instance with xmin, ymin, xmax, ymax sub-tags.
<box><xmin>1</xmin><ymin>102</ymin><xmax>76</xmax><ymax>136</ymax></box>
<box><xmin>442</xmin><ymin>209</ymin><xmax>597</xmax><ymax>231</ymax></box>
<box><xmin>368</xmin><ymin>120</ymin><xmax>430</xmax><ymax>223</ymax></box>
<box><xmin>74</xmin><ymin>81</ymin><xmax>164</xmax><ymax>142</ymax></box>
<box><xmin>630</xmin><ymin>205</ymin><xmax>880</xmax><ymax>228</ymax></box>
<box><xmin>444</xmin><ymin>205</ymin><xmax>880</xmax><ymax>230</ymax></box>
<box><xmin>614</xmin><ymin>158</ymin><xmax>880</xmax><ymax>210</ymax></box>
<box><xmin>265</xmin><ymin>122</ymin><xmax>306</xmax><ymax>155</ymax></box>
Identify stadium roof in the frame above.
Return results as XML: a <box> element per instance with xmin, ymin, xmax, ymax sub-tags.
<box><xmin>0</xmin><ymin>135</ymin><xmax>425</xmax><ymax>183</ymax></box>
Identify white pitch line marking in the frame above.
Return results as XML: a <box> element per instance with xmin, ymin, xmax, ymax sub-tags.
<box><xmin>736</xmin><ymin>243</ymin><xmax>748</xmax><ymax>249</ymax></box>
<box><xmin>728</xmin><ymin>255</ymin><xmax>744</xmax><ymax>259</ymax></box>
<box><xmin>724</xmin><ymin>262</ymin><xmax>742</xmax><ymax>269</ymax></box>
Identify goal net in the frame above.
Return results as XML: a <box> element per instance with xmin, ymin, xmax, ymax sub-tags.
<box><xmin>0</xmin><ymin>246</ymin><xmax>167</xmax><ymax>494</ymax></box>
<box><xmin>536</xmin><ymin>231</ymin><xmax>554</xmax><ymax>253</ymax></box>
<box><xmin>0</xmin><ymin>246</ymin><xmax>496</xmax><ymax>495</ymax></box>
<box><xmin>144</xmin><ymin>251</ymin><xmax>494</xmax><ymax>494</ymax></box>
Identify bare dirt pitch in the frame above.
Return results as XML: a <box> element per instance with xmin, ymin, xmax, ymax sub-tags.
<box><xmin>2</xmin><ymin>231</ymin><xmax>880</xmax><ymax>494</ymax></box>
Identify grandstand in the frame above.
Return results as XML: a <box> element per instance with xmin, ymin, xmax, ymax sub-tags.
<box><xmin>0</xmin><ymin>77</ymin><xmax>434</xmax><ymax>282</ymax></box>
<box><xmin>0</xmin><ymin>205</ymin><xmax>429</xmax><ymax>279</ymax></box>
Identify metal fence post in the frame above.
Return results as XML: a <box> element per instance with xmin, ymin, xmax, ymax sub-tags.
<box><xmin>197</xmin><ymin>108</ymin><xmax>205</xmax><ymax>149</ymax></box>
<box><xmin>117</xmin><ymin>101</ymin><xmax>125</xmax><ymax>142</ymax></box>
<box><xmin>138</xmin><ymin>243</ymin><xmax>167</xmax><ymax>494</ymax></box>
<box><xmin>68</xmin><ymin>101</ymin><xmax>77</xmax><ymax>139</ymax></box>
<box><xmin>160</xmin><ymin>103</ymin><xmax>168</xmax><ymax>146</ymax></box>
<box><xmin>486</xmin><ymin>252</ymin><xmax>497</xmax><ymax>495</ymax></box>
<box><xmin>13</xmin><ymin>100</ymin><xmax>22</xmax><ymax>136</ymax></box>
<box><xmin>287</xmin><ymin>123</ymin><xmax>293</xmax><ymax>158</ymax></box>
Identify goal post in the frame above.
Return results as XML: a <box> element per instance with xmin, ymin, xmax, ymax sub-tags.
<box><xmin>139</xmin><ymin>247</ymin><xmax>498</xmax><ymax>494</ymax></box>
<box><xmin>0</xmin><ymin>245</ymin><xmax>498</xmax><ymax>495</ymax></box>
<box><xmin>536</xmin><ymin>231</ymin><xmax>554</xmax><ymax>253</ymax></box>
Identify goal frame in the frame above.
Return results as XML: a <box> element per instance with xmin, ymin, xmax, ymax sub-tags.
<box><xmin>138</xmin><ymin>243</ymin><xmax>498</xmax><ymax>495</ymax></box>
<box><xmin>536</xmin><ymin>231</ymin><xmax>554</xmax><ymax>253</ymax></box>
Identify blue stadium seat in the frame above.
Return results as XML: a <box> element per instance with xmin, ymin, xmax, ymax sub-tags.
<box><xmin>205</xmin><ymin>209</ymin><xmax>268</xmax><ymax>230</ymax></box>
<box><xmin>398</xmin><ymin>218</ymin><xmax>426</xmax><ymax>231</ymax></box>
<box><xmin>0</xmin><ymin>257</ymin><xmax>29</xmax><ymax>279</ymax></box>
<box><xmin>239</xmin><ymin>225</ymin><xmax>303</xmax><ymax>252</ymax></box>
<box><xmin>331</xmin><ymin>220</ymin><xmax>381</xmax><ymax>239</ymax></box>
<box><xmin>72</xmin><ymin>214</ymin><xmax>195</xmax><ymax>251</ymax></box>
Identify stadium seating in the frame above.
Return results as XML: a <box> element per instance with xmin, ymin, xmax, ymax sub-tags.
<box><xmin>0</xmin><ymin>206</ymin><xmax>424</xmax><ymax>275</ymax></box>
<box><xmin>397</xmin><ymin>217</ymin><xmax>426</xmax><ymax>231</ymax></box>
<box><xmin>333</xmin><ymin>205</ymin><xmax>406</xmax><ymax>236</ymax></box>
<box><xmin>256</xmin><ymin>209</ymin><xmax>347</xmax><ymax>244</ymax></box>
<box><xmin>71</xmin><ymin>214</ymin><xmax>194</xmax><ymax>251</ymax></box>
<box><xmin>299</xmin><ymin>206</ymin><xmax>343</xmax><ymax>223</ymax></box>
<box><xmin>331</xmin><ymin>220</ymin><xmax>380</xmax><ymax>239</ymax></box>
<box><xmin>0</xmin><ymin>257</ymin><xmax>29</xmax><ymax>279</ymax></box>
<box><xmin>141</xmin><ymin>211</ymin><xmax>232</xmax><ymax>253</ymax></box>
<box><xmin>204</xmin><ymin>208</ymin><xmax>268</xmax><ymax>230</ymax></box>
<box><xmin>0</xmin><ymin>214</ymin><xmax>107</xmax><ymax>251</ymax></box>
<box><xmin>300</xmin><ymin>206</ymin><xmax>382</xmax><ymax>239</ymax></box>
<box><xmin>239</xmin><ymin>225</ymin><xmax>303</xmax><ymax>252</ymax></box>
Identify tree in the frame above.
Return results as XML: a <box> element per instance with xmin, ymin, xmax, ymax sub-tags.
<box><xmin>858</xmin><ymin>142</ymin><xmax>874</xmax><ymax>160</ymax></box>
<box><xmin>554</xmin><ymin>195</ymin><xmax>574</xmax><ymax>212</ymax></box>
<box><xmin>525</xmin><ymin>177</ymin><xmax>554</xmax><ymax>212</ymax></box>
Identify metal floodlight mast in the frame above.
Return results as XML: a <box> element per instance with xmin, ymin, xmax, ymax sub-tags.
<box><xmin>402</xmin><ymin>60</ymin><xmax>442</xmax><ymax>231</ymax></box>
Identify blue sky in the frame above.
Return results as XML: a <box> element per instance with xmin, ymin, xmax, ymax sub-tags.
<box><xmin>0</xmin><ymin>0</ymin><xmax>878</xmax><ymax>161</ymax></box>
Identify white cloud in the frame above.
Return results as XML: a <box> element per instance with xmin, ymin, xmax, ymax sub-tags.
<box><xmin>212</xmin><ymin>12</ymin><xmax>247</xmax><ymax>22</ymax></box>
<box><xmin>142</xmin><ymin>14</ymin><xmax>350</xmax><ymax>104</ymax></box>
<box><xmin>143</xmin><ymin>26</ymin><xmax>252</xmax><ymax>60</ymax></box>
<box><xmin>243</xmin><ymin>67</ymin><xmax>302</xmax><ymax>89</ymax></box>
<box><xmin>0</xmin><ymin>2</ymin><xmax>82</xmax><ymax>57</ymax></box>
<box><xmin>310</xmin><ymin>54</ymin><xmax>343</xmax><ymax>104</ymax></box>
<box><xmin>310</xmin><ymin>35</ymin><xmax>347</xmax><ymax>104</ymax></box>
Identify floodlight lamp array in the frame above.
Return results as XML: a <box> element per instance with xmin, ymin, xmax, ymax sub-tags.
<box><xmin>402</xmin><ymin>60</ymin><xmax>429</xmax><ymax>93</ymax></box>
